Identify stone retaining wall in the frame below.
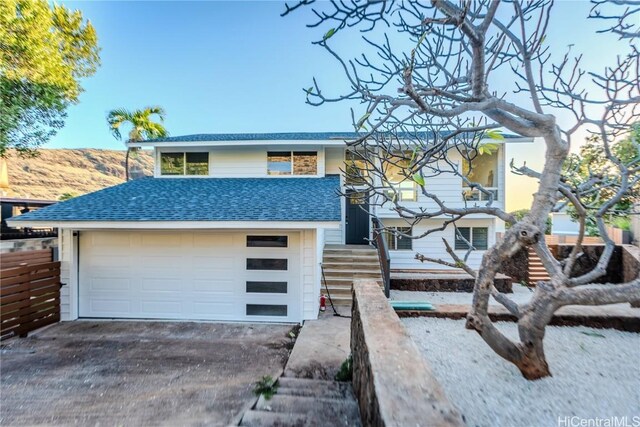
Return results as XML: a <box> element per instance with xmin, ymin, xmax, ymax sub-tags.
<box><xmin>391</xmin><ymin>273</ymin><xmax>512</xmax><ymax>293</ymax></box>
<box><xmin>351</xmin><ymin>280</ymin><xmax>464</xmax><ymax>427</ymax></box>
<box><xmin>622</xmin><ymin>245</ymin><xmax>640</xmax><ymax>308</ymax></box>
<box><xmin>0</xmin><ymin>237</ymin><xmax>58</xmax><ymax>254</ymax></box>
<box><xmin>556</xmin><ymin>244</ymin><xmax>623</xmax><ymax>283</ymax></box>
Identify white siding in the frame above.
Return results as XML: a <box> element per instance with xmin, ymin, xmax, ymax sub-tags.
<box><xmin>155</xmin><ymin>146</ymin><xmax>326</xmax><ymax>178</ymax></box>
<box><xmin>302</xmin><ymin>229</ymin><xmax>319</xmax><ymax>320</ymax></box>
<box><xmin>325</xmin><ymin>227</ymin><xmax>343</xmax><ymax>244</ymax></box>
<box><xmin>325</xmin><ymin>147</ymin><xmax>345</xmax><ymax>175</ymax></box>
<box><xmin>58</xmin><ymin>228</ymin><xmax>76</xmax><ymax>321</ymax></box>
<box><xmin>381</xmin><ymin>218</ymin><xmax>497</xmax><ymax>271</ymax></box>
<box><xmin>374</xmin><ymin>147</ymin><xmax>505</xmax><ymax>218</ymax></box>
<box><xmin>551</xmin><ymin>212</ymin><xmax>580</xmax><ymax>235</ymax></box>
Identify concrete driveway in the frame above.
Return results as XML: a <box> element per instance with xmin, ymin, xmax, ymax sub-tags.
<box><xmin>0</xmin><ymin>321</ymin><xmax>293</xmax><ymax>426</ymax></box>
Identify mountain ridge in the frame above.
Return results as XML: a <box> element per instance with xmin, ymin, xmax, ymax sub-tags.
<box><xmin>3</xmin><ymin>149</ymin><xmax>154</xmax><ymax>200</ymax></box>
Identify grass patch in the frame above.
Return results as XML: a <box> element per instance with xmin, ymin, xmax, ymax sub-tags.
<box><xmin>335</xmin><ymin>355</ymin><xmax>353</xmax><ymax>382</ymax></box>
<box><xmin>253</xmin><ymin>375</ymin><xmax>278</xmax><ymax>400</ymax></box>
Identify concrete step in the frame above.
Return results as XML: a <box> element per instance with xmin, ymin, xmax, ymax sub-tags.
<box><xmin>277</xmin><ymin>377</ymin><xmax>355</xmax><ymax>399</ymax></box>
<box><xmin>256</xmin><ymin>395</ymin><xmax>361</xmax><ymax>426</ymax></box>
<box><xmin>322</xmin><ymin>286</ymin><xmax>352</xmax><ymax>296</ymax></box>
<box><xmin>326</xmin><ymin>294</ymin><xmax>353</xmax><ymax>306</ymax></box>
<box><xmin>323</xmin><ymin>255</ymin><xmax>379</xmax><ymax>263</ymax></box>
<box><xmin>239</xmin><ymin>410</ymin><xmax>307</xmax><ymax>427</ymax></box>
<box><xmin>322</xmin><ymin>278</ymin><xmax>354</xmax><ymax>286</ymax></box>
<box><xmin>323</xmin><ymin>249</ymin><xmax>378</xmax><ymax>256</ymax></box>
<box><xmin>323</xmin><ymin>269</ymin><xmax>382</xmax><ymax>278</ymax></box>
<box><xmin>322</xmin><ymin>262</ymin><xmax>381</xmax><ymax>271</ymax></box>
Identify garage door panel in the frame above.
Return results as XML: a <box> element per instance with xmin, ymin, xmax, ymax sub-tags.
<box><xmin>88</xmin><ymin>298</ymin><xmax>131</xmax><ymax>314</ymax></box>
<box><xmin>191</xmin><ymin>256</ymin><xmax>236</xmax><ymax>272</ymax></box>
<box><xmin>193</xmin><ymin>234</ymin><xmax>234</xmax><ymax>247</ymax></box>
<box><xmin>192</xmin><ymin>301</ymin><xmax>237</xmax><ymax>316</ymax></box>
<box><xmin>140</xmin><ymin>300</ymin><xmax>183</xmax><ymax>316</ymax></box>
<box><xmin>192</xmin><ymin>279</ymin><xmax>235</xmax><ymax>293</ymax></box>
<box><xmin>80</xmin><ymin>231</ymin><xmax>301</xmax><ymax>322</ymax></box>
<box><xmin>90</xmin><ymin>233</ymin><xmax>131</xmax><ymax>247</ymax></box>
<box><xmin>141</xmin><ymin>278</ymin><xmax>185</xmax><ymax>292</ymax></box>
<box><xmin>140</xmin><ymin>233</ymin><xmax>183</xmax><ymax>247</ymax></box>
<box><xmin>89</xmin><ymin>278</ymin><xmax>131</xmax><ymax>291</ymax></box>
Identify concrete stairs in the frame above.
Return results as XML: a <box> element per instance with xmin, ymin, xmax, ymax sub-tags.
<box><xmin>239</xmin><ymin>377</ymin><xmax>362</xmax><ymax>427</ymax></box>
<box><xmin>528</xmin><ymin>247</ymin><xmax>551</xmax><ymax>285</ymax></box>
<box><xmin>321</xmin><ymin>245</ymin><xmax>382</xmax><ymax>306</ymax></box>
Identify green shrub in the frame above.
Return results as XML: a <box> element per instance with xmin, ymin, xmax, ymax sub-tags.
<box><xmin>253</xmin><ymin>375</ymin><xmax>278</xmax><ymax>400</ymax></box>
<box><xmin>335</xmin><ymin>355</ymin><xmax>353</xmax><ymax>382</ymax></box>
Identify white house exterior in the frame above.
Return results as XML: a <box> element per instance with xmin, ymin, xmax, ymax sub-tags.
<box><xmin>9</xmin><ymin>132</ymin><xmax>533</xmax><ymax>323</ymax></box>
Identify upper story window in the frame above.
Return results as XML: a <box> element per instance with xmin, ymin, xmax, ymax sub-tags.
<box><xmin>382</xmin><ymin>152</ymin><xmax>418</xmax><ymax>202</ymax></box>
<box><xmin>267</xmin><ymin>151</ymin><xmax>317</xmax><ymax>176</ymax></box>
<box><xmin>345</xmin><ymin>150</ymin><xmax>368</xmax><ymax>186</ymax></box>
<box><xmin>160</xmin><ymin>152</ymin><xmax>209</xmax><ymax>176</ymax></box>
<box><xmin>462</xmin><ymin>150</ymin><xmax>498</xmax><ymax>201</ymax></box>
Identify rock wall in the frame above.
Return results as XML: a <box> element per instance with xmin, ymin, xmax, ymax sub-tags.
<box><xmin>499</xmin><ymin>247</ymin><xmax>529</xmax><ymax>284</ymax></box>
<box><xmin>0</xmin><ymin>237</ymin><xmax>58</xmax><ymax>254</ymax></box>
<box><xmin>391</xmin><ymin>273</ymin><xmax>512</xmax><ymax>293</ymax></box>
<box><xmin>556</xmin><ymin>245</ymin><xmax>623</xmax><ymax>283</ymax></box>
<box><xmin>622</xmin><ymin>245</ymin><xmax>640</xmax><ymax>308</ymax></box>
<box><xmin>351</xmin><ymin>280</ymin><xmax>464</xmax><ymax>427</ymax></box>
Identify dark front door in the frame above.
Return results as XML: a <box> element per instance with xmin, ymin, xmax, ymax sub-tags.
<box><xmin>345</xmin><ymin>190</ymin><xmax>370</xmax><ymax>245</ymax></box>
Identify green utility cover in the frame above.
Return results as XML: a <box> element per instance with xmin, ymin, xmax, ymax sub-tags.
<box><xmin>390</xmin><ymin>301</ymin><xmax>435</xmax><ymax>311</ymax></box>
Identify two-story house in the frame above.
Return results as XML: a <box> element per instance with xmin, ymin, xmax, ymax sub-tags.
<box><xmin>9</xmin><ymin>132</ymin><xmax>533</xmax><ymax>323</ymax></box>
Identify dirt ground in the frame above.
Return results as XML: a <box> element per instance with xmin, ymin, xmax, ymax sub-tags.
<box><xmin>0</xmin><ymin>321</ymin><xmax>293</xmax><ymax>426</ymax></box>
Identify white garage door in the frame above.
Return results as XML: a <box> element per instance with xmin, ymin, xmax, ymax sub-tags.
<box><xmin>79</xmin><ymin>231</ymin><xmax>301</xmax><ymax>322</ymax></box>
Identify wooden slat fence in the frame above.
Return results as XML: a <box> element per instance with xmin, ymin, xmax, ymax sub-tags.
<box><xmin>1</xmin><ymin>249</ymin><xmax>53</xmax><ymax>269</ymax></box>
<box><xmin>1</xmin><ymin>261</ymin><xmax>61</xmax><ymax>340</ymax></box>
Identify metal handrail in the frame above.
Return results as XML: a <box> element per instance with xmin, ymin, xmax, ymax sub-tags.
<box><xmin>371</xmin><ymin>217</ymin><xmax>391</xmax><ymax>298</ymax></box>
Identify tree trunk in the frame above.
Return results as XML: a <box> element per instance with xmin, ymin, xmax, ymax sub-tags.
<box><xmin>125</xmin><ymin>148</ymin><xmax>130</xmax><ymax>181</ymax></box>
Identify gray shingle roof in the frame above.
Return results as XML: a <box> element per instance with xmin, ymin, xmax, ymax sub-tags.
<box><xmin>145</xmin><ymin>132</ymin><xmax>525</xmax><ymax>143</ymax></box>
<box><xmin>12</xmin><ymin>177</ymin><xmax>341</xmax><ymax>223</ymax></box>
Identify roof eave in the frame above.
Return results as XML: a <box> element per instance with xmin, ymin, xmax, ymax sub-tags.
<box><xmin>6</xmin><ymin>219</ymin><xmax>342</xmax><ymax>230</ymax></box>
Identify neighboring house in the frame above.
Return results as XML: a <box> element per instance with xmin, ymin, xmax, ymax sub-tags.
<box><xmin>1</xmin><ymin>197</ymin><xmax>58</xmax><ymax>240</ymax></box>
<box><xmin>551</xmin><ymin>210</ymin><xmax>580</xmax><ymax>236</ymax></box>
<box><xmin>8</xmin><ymin>132</ymin><xmax>533</xmax><ymax>323</ymax></box>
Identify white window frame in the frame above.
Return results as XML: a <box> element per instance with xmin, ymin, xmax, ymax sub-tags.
<box><xmin>386</xmin><ymin>226</ymin><xmax>412</xmax><ymax>251</ymax></box>
<box><xmin>454</xmin><ymin>227</ymin><xmax>489</xmax><ymax>251</ymax></box>
<box><xmin>159</xmin><ymin>152</ymin><xmax>210</xmax><ymax>176</ymax></box>
<box><xmin>267</xmin><ymin>151</ymin><xmax>318</xmax><ymax>176</ymax></box>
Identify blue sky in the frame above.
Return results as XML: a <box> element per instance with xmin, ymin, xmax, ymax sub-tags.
<box><xmin>52</xmin><ymin>0</ymin><xmax>628</xmax><ymax>151</ymax></box>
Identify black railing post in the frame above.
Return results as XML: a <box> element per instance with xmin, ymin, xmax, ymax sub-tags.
<box><xmin>371</xmin><ymin>217</ymin><xmax>391</xmax><ymax>298</ymax></box>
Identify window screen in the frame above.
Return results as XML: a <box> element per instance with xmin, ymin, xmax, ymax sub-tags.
<box><xmin>160</xmin><ymin>153</ymin><xmax>184</xmax><ymax>175</ymax></box>
<box><xmin>267</xmin><ymin>152</ymin><xmax>292</xmax><ymax>175</ymax></box>
<box><xmin>246</xmin><ymin>281</ymin><xmax>288</xmax><ymax>294</ymax></box>
<box><xmin>246</xmin><ymin>258</ymin><xmax>288</xmax><ymax>270</ymax></box>
<box><xmin>455</xmin><ymin>227</ymin><xmax>488</xmax><ymax>250</ymax></box>
<box><xmin>246</xmin><ymin>236</ymin><xmax>288</xmax><ymax>248</ymax></box>
<box><xmin>385</xmin><ymin>227</ymin><xmax>412</xmax><ymax>250</ymax></box>
<box><xmin>293</xmin><ymin>152</ymin><xmax>317</xmax><ymax>175</ymax></box>
<box><xmin>185</xmin><ymin>152</ymin><xmax>209</xmax><ymax>175</ymax></box>
<box><xmin>246</xmin><ymin>304</ymin><xmax>288</xmax><ymax>316</ymax></box>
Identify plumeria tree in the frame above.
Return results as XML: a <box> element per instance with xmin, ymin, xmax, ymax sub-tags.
<box><xmin>107</xmin><ymin>106</ymin><xmax>168</xmax><ymax>181</ymax></box>
<box><xmin>286</xmin><ymin>0</ymin><xmax>640</xmax><ymax>379</ymax></box>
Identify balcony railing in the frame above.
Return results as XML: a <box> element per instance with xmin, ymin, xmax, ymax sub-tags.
<box><xmin>462</xmin><ymin>187</ymin><xmax>499</xmax><ymax>202</ymax></box>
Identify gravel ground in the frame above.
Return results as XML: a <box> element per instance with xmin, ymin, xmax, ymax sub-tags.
<box><xmin>403</xmin><ymin>317</ymin><xmax>640</xmax><ymax>427</ymax></box>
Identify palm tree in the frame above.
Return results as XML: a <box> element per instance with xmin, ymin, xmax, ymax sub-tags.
<box><xmin>107</xmin><ymin>106</ymin><xmax>168</xmax><ymax>181</ymax></box>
